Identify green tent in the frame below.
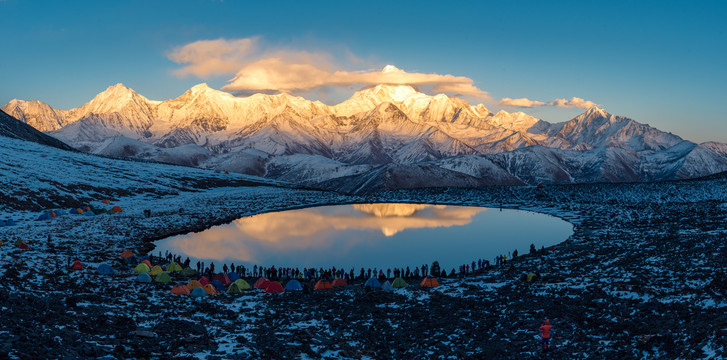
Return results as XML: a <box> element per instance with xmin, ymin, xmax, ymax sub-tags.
<box><xmin>134</xmin><ymin>263</ymin><xmax>151</xmax><ymax>273</ymax></box>
<box><xmin>180</xmin><ymin>267</ymin><xmax>197</xmax><ymax>277</ymax></box>
<box><xmin>155</xmin><ymin>271</ymin><xmax>172</xmax><ymax>283</ymax></box>
<box><xmin>14</xmin><ymin>239</ymin><xmax>25</xmax><ymax>246</ymax></box>
<box><xmin>526</xmin><ymin>273</ymin><xmax>538</xmax><ymax>282</ymax></box>
<box><xmin>226</xmin><ymin>282</ymin><xmax>243</xmax><ymax>294</ymax></box>
<box><xmin>166</xmin><ymin>262</ymin><xmax>183</xmax><ymax>272</ymax></box>
<box><xmin>233</xmin><ymin>279</ymin><xmax>251</xmax><ymax>290</ymax></box>
<box><xmin>392</xmin><ymin>277</ymin><xmax>408</xmax><ymax>288</ymax></box>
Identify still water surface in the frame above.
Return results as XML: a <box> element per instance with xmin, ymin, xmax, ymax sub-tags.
<box><xmin>154</xmin><ymin>204</ymin><xmax>573</xmax><ymax>271</ymax></box>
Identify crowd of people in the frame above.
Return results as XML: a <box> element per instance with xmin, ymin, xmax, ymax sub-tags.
<box><xmin>155</xmin><ymin>242</ymin><xmax>541</xmax><ymax>284</ymax></box>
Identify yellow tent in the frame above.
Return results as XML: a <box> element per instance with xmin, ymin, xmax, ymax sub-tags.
<box><xmin>149</xmin><ymin>265</ymin><xmax>164</xmax><ymax>276</ymax></box>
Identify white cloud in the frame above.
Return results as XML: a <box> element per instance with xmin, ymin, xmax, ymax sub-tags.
<box><xmin>499</xmin><ymin>96</ymin><xmax>599</xmax><ymax>109</ymax></box>
<box><xmin>548</xmin><ymin>97</ymin><xmax>599</xmax><ymax>109</ymax></box>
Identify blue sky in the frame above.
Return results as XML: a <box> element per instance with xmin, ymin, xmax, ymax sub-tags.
<box><xmin>1</xmin><ymin>0</ymin><xmax>725</xmax><ymax>142</ymax></box>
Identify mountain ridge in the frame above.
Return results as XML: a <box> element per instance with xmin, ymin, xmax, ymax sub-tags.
<box><xmin>4</xmin><ymin>76</ymin><xmax>727</xmax><ymax>193</ymax></box>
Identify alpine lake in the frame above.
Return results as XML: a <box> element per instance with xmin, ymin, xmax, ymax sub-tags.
<box><xmin>153</xmin><ymin>203</ymin><xmax>573</xmax><ymax>271</ymax></box>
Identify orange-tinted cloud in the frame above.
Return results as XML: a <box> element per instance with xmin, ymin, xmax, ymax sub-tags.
<box><xmin>498</xmin><ymin>97</ymin><xmax>546</xmax><ymax>108</ymax></box>
<box><xmin>168</xmin><ymin>37</ymin><xmax>258</xmax><ymax>77</ymax></box>
<box><xmin>168</xmin><ymin>37</ymin><xmax>490</xmax><ymax>100</ymax></box>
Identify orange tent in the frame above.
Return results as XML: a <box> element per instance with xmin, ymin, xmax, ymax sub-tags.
<box><xmin>203</xmin><ymin>284</ymin><xmax>219</xmax><ymax>295</ymax></box>
<box><xmin>265</xmin><ymin>282</ymin><xmax>284</xmax><ymax>293</ymax></box>
<box><xmin>101</xmin><ymin>199</ymin><xmax>111</xmax><ymax>204</ymax></box>
<box><xmin>71</xmin><ymin>260</ymin><xmax>84</xmax><ymax>270</ymax></box>
<box><xmin>120</xmin><ymin>250</ymin><xmax>134</xmax><ymax>259</ymax></box>
<box><xmin>76</xmin><ymin>208</ymin><xmax>84</xmax><ymax>214</ymax></box>
<box><xmin>170</xmin><ymin>285</ymin><xmax>190</xmax><ymax>295</ymax></box>
<box><xmin>186</xmin><ymin>280</ymin><xmax>203</xmax><ymax>290</ymax></box>
<box><xmin>331</xmin><ymin>278</ymin><xmax>347</xmax><ymax>287</ymax></box>
<box><xmin>224</xmin><ymin>171</ymin><xmax>229</xmax><ymax>174</ymax></box>
<box><xmin>84</xmin><ymin>206</ymin><xmax>91</xmax><ymax>211</ymax></box>
<box><xmin>141</xmin><ymin>260</ymin><xmax>152</xmax><ymax>269</ymax></box>
<box><xmin>254</xmin><ymin>277</ymin><xmax>270</xmax><ymax>289</ymax></box>
<box><xmin>315</xmin><ymin>279</ymin><xmax>333</xmax><ymax>290</ymax></box>
<box><xmin>420</xmin><ymin>277</ymin><xmax>440</xmax><ymax>288</ymax></box>
<box><xmin>18</xmin><ymin>242</ymin><xmax>29</xmax><ymax>250</ymax></box>
<box><xmin>49</xmin><ymin>212</ymin><xmax>57</xmax><ymax>218</ymax></box>
<box><xmin>199</xmin><ymin>276</ymin><xmax>210</xmax><ymax>286</ymax></box>
<box><xmin>112</xmin><ymin>206</ymin><xmax>122</xmax><ymax>213</ymax></box>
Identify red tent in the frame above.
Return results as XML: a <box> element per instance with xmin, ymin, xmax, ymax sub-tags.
<box><xmin>120</xmin><ymin>250</ymin><xmax>134</xmax><ymax>259</ymax></box>
<box><xmin>18</xmin><ymin>242</ymin><xmax>30</xmax><ymax>250</ymax></box>
<box><xmin>254</xmin><ymin>277</ymin><xmax>271</xmax><ymax>289</ymax></box>
<box><xmin>199</xmin><ymin>276</ymin><xmax>210</xmax><ymax>286</ymax></box>
<box><xmin>112</xmin><ymin>206</ymin><xmax>122</xmax><ymax>213</ymax></box>
<box><xmin>101</xmin><ymin>199</ymin><xmax>111</xmax><ymax>204</ymax></box>
<box><xmin>170</xmin><ymin>285</ymin><xmax>190</xmax><ymax>295</ymax></box>
<box><xmin>71</xmin><ymin>260</ymin><xmax>84</xmax><ymax>270</ymax></box>
<box><xmin>537</xmin><ymin>184</ymin><xmax>544</xmax><ymax>189</ymax></box>
<box><xmin>214</xmin><ymin>273</ymin><xmax>231</xmax><ymax>285</ymax></box>
<box><xmin>141</xmin><ymin>260</ymin><xmax>152</xmax><ymax>269</ymax></box>
<box><xmin>265</xmin><ymin>281</ymin><xmax>284</xmax><ymax>293</ymax></box>
<box><xmin>315</xmin><ymin>279</ymin><xmax>333</xmax><ymax>290</ymax></box>
<box><xmin>420</xmin><ymin>277</ymin><xmax>440</xmax><ymax>288</ymax></box>
<box><xmin>331</xmin><ymin>278</ymin><xmax>347</xmax><ymax>287</ymax></box>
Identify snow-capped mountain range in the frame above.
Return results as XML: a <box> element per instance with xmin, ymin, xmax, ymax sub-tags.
<box><xmin>5</xmin><ymin>67</ymin><xmax>727</xmax><ymax>193</ymax></box>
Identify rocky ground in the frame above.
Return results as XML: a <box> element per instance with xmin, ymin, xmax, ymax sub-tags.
<box><xmin>1</xmin><ymin>176</ymin><xmax>727</xmax><ymax>359</ymax></box>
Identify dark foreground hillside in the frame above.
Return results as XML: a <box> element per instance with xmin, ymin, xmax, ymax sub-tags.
<box><xmin>1</xmin><ymin>169</ymin><xmax>726</xmax><ymax>358</ymax></box>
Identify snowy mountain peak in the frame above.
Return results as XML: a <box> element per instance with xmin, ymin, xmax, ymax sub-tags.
<box><xmin>382</xmin><ymin>65</ymin><xmax>403</xmax><ymax>73</ymax></box>
<box><xmin>189</xmin><ymin>83</ymin><xmax>214</xmax><ymax>93</ymax></box>
<box><xmin>91</xmin><ymin>83</ymin><xmax>140</xmax><ymax>104</ymax></box>
<box><xmin>580</xmin><ymin>106</ymin><xmax>609</xmax><ymax>119</ymax></box>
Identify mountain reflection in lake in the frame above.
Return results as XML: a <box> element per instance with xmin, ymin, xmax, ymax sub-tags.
<box><xmin>154</xmin><ymin>203</ymin><xmax>573</xmax><ymax>270</ymax></box>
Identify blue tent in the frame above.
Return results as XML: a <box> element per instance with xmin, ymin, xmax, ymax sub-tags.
<box><xmin>70</xmin><ymin>208</ymin><xmax>80</xmax><ymax>214</ymax></box>
<box><xmin>209</xmin><ymin>280</ymin><xmax>225</xmax><ymax>291</ymax></box>
<box><xmin>227</xmin><ymin>272</ymin><xmax>240</xmax><ymax>282</ymax></box>
<box><xmin>37</xmin><ymin>213</ymin><xmax>51</xmax><ymax>221</ymax></box>
<box><xmin>136</xmin><ymin>273</ymin><xmax>152</xmax><ymax>283</ymax></box>
<box><xmin>284</xmin><ymin>279</ymin><xmax>303</xmax><ymax>291</ymax></box>
<box><xmin>364</xmin><ymin>277</ymin><xmax>381</xmax><ymax>288</ymax></box>
<box><xmin>190</xmin><ymin>287</ymin><xmax>207</xmax><ymax>297</ymax></box>
<box><xmin>83</xmin><ymin>210</ymin><xmax>95</xmax><ymax>216</ymax></box>
<box><xmin>96</xmin><ymin>264</ymin><xmax>114</xmax><ymax>275</ymax></box>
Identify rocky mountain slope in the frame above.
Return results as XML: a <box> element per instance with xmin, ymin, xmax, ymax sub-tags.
<box><xmin>5</xmin><ymin>69</ymin><xmax>727</xmax><ymax>192</ymax></box>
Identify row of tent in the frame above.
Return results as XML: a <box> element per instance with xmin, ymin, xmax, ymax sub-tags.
<box><xmin>38</xmin><ymin>206</ymin><xmax>123</xmax><ymax>220</ymax></box>
<box><xmin>11</xmin><ymin>239</ymin><xmax>30</xmax><ymax>249</ymax></box>
<box><xmin>165</xmin><ymin>275</ymin><xmax>440</xmax><ymax>297</ymax></box>
<box><xmin>68</xmin><ymin>260</ymin><xmax>116</xmax><ymax>275</ymax></box>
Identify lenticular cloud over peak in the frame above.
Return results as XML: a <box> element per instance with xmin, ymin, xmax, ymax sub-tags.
<box><xmin>167</xmin><ymin>37</ymin><xmax>492</xmax><ymax>100</ymax></box>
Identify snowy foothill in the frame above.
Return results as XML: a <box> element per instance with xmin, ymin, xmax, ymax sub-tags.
<box><xmin>1</xmin><ymin>130</ymin><xmax>727</xmax><ymax>358</ymax></box>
